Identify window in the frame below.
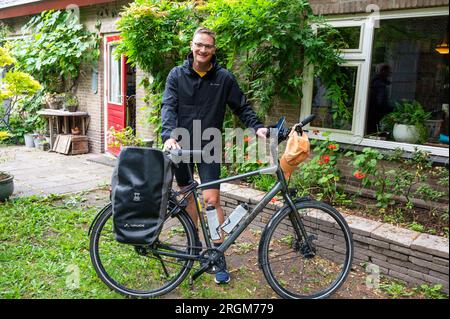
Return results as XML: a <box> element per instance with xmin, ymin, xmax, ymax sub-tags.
<box><xmin>311</xmin><ymin>64</ymin><xmax>360</xmax><ymax>132</ymax></box>
<box><xmin>317</xmin><ymin>25</ymin><xmax>362</xmax><ymax>51</ymax></box>
<box><xmin>301</xmin><ymin>8</ymin><xmax>449</xmax><ymax>157</ymax></box>
<box><xmin>109</xmin><ymin>44</ymin><xmax>122</xmax><ymax>105</ymax></box>
<box><xmin>366</xmin><ymin>16</ymin><xmax>449</xmax><ymax>146</ymax></box>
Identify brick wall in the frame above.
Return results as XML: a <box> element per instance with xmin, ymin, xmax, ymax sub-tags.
<box><xmin>3</xmin><ymin>1</ymin><xmax>133</xmax><ymax>154</ymax></box>
<box><xmin>135</xmin><ymin>68</ymin><xmax>158</xmax><ymax>142</ymax></box>
<box><xmin>217</xmin><ymin>182</ymin><xmax>449</xmax><ymax>293</ymax></box>
<box><xmin>309</xmin><ymin>0</ymin><xmax>449</xmax><ymax>15</ymax></box>
<box><xmin>76</xmin><ymin>0</ymin><xmax>132</xmax><ymax>153</ymax></box>
<box><xmin>265</xmin><ymin>97</ymin><xmax>302</xmax><ymax>128</ymax></box>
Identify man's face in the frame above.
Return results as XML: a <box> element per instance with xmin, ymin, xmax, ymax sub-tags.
<box><xmin>191</xmin><ymin>33</ymin><xmax>216</xmax><ymax>65</ymax></box>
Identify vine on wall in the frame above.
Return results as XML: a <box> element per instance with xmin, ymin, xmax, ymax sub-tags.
<box><xmin>117</xmin><ymin>0</ymin><xmax>351</xmax><ymax>143</ymax></box>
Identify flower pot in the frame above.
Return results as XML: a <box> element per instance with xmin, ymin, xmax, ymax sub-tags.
<box><xmin>71</xmin><ymin>127</ymin><xmax>81</xmax><ymax>135</ymax></box>
<box><xmin>33</xmin><ymin>135</ymin><xmax>45</xmax><ymax>148</ymax></box>
<box><xmin>0</xmin><ymin>172</ymin><xmax>14</xmax><ymax>201</ymax></box>
<box><xmin>393</xmin><ymin>124</ymin><xmax>420</xmax><ymax>144</ymax></box>
<box><xmin>37</xmin><ymin>142</ymin><xmax>50</xmax><ymax>151</ymax></box>
<box><xmin>46</xmin><ymin>95</ymin><xmax>65</xmax><ymax>109</ymax></box>
<box><xmin>65</xmin><ymin>104</ymin><xmax>78</xmax><ymax>112</ymax></box>
<box><xmin>24</xmin><ymin>133</ymin><xmax>35</xmax><ymax>148</ymax></box>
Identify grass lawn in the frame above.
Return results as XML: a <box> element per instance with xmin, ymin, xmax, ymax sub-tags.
<box><xmin>0</xmin><ymin>193</ymin><xmax>122</xmax><ymax>298</ymax></box>
<box><xmin>0</xmin><ymin>190</ymin><xmax>447</xmax><ymax>299</ymax></box>
<box><xmin>0</xmin><ymin>191</ymin><xmax>276</xmax><ymax>299</ymax></box>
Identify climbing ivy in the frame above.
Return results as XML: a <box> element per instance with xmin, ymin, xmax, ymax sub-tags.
<box><xmin>10</xmin><ymin>10</ymin><xmax>100</xmax><ymax>93</ymax></box>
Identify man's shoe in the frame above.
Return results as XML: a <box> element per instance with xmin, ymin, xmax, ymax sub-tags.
<box><xmin>214</xmin><ymin>269</ymin><xmax>230</xmax><ymax>284</ymax></box>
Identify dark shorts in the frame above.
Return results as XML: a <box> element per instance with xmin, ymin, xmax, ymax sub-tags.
<box><xmin>174</xmin><ymin>162</ymin><xmax>221</xmax><ymax>190</ymax></box>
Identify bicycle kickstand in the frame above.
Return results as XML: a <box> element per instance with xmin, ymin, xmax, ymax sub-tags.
<box><xmin>189</xmin><ymin>264</ymin><xmax>209</xmax><ymax>287</ymax></box>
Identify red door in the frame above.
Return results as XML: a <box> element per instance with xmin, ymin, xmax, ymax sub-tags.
<box><xmin>106</xmin><ymin>35</ymin><xmax>126</xmax><ymax>156</ymax></box>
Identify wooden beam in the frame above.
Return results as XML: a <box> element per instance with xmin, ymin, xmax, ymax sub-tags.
<box><xmin>0</xmin><ymin>0</ymin><xmax>116</xmax><ymax>20</ymax></box>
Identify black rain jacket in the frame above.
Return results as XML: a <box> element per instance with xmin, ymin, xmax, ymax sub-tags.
<box><xmin>161</xmin><ymin>53</ymin><xmax>263</xmax><ymax>146</ymax></box>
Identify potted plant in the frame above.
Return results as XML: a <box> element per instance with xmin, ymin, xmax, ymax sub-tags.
<box><xmin>0</xmin><ymin>131</ymin><xmax>14</xmax><ymax>201</ymax></box>
<box><xmin>44</xmin><ymin>92</ymin><xmax>65</xmax><ymax>110</ymax></box>
<box><xmin>37</xmin><ymin>139</ymin><xmax>50</xmax><ymax>151</ymax></box>
<box><xmin>381</xmin><ymin>100</ymin><xmax>431</xmax><ymax>144</ymax></box>
<box><xmin>63</xmin><ymin>93</ymin><xmax>78</xmax><ymax>112</ymax></box>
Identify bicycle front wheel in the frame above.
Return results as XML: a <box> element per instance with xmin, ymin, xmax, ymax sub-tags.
<box><xmin>259</xmin><ymin>200</ymin><xmax>353</xmax><ymax>299</ymax></box>
<box><xmin>89</xmin><ymin>204</ymin><xmax>198</xmax><ymax>298</ymax></box>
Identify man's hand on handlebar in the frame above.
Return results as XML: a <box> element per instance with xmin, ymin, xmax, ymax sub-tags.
<box><xmin>163</xmin><ymin>138</ymin><xmax>181</xmax><ymax>151</ymax></box>
<box><xmin>256</xmin><ymin>127</ymin><xmax>268</xmax><ymax>139</ymax></box>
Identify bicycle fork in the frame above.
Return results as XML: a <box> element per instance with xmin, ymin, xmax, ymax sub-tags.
<box><xmin>284</xmin><ymin>194</ymin><xmax>316</xmax><ymax>257</ymax></box>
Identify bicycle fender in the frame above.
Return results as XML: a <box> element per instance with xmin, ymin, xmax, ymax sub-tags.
<box><xmin>257</xmin><ymin>197</ymin><xmax>314</xmax><ymax>267</ymax></box>
<box><xmin>88</xmin><ymin>203</ymin><xmax>112</xmax><ymax>237</ymax></box>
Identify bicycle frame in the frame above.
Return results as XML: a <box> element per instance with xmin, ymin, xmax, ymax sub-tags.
<box><xmin>157</xmin><ymin>164</ymin><xmax>312</xmax><ymax>265</ymax></box>
<box><xmin>193</xmin><ymin>164</ymin><xmax>286</xmax><ymax>251</ymax></box>
<box><xmin>151</xmin><ymin>132</ymin><xmax>315</xmax><ymax>281</ymax></box>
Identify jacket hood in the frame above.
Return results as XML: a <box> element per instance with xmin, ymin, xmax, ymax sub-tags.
<box><xmin>182</xmin><ymin>52</ymin><xmax>221</xmax><ymax>76</ymax></box>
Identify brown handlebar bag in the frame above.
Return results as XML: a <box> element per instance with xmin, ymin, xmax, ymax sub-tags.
<box><xmin>280</xmin><ymin>128</ymin><xmax>311</xmax><ymax>179</ymax></box>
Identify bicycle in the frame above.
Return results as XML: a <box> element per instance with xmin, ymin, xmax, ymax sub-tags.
<box><xmin>88</xmin><ymin>115</ymin><xmax>354</xmax><ymax>299</ymax></box>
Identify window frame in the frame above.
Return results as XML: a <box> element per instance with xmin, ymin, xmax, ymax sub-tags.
<box><xmin>107</xmin><ymin>42</ymin><xmax>123</xmax><ymax>106</ymax></box>
<box><xmin>300</xmin><ymin>7</ymin><xmax>450</xmax><ymax>158</ymax></box>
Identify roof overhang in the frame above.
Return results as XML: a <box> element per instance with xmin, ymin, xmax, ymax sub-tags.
<box><xmin>0</xmin><ymin>0</ymin><xmax>116</xmax><ymax>20</ymax></box>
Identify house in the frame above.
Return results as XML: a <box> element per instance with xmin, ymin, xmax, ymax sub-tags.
<box><xmin>1</xmin><ymin>0</ymin><xmax>449</xmax><ymax>163</ymax></box>
<box><xmin>1</xmin><ymin>0</ymin><xmax>147</xmax><ymax>155</ymax></box>
<box><xmin>305</xmin><ymin>0</ymin><xmax>449</xmax><ymax>163</ymax></box>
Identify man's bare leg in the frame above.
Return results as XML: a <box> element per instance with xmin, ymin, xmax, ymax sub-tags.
<box><xmin>182</xmin><ymin>188</ymin><xmax>223</xmax><ymax>244</ymax></box>
<box><xmin>202</xmin><ymin>189</ymin><xmax>224</xmax><ymax>245</ymax></box>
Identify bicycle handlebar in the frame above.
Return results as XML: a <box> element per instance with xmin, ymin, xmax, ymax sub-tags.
<box><xmin>298</xmin><ymin>114</ymin><xmax>316</xmax><ymax>129</ymax></box>
<box><xmin>266</xmin><ymin>114</ymin><xmax>316</xmax><ymax>143</ymax></box>
<box><xmin>168</xmin><ymin>149</ymin><xmax>204</xmax><ymax>157</ymax></box>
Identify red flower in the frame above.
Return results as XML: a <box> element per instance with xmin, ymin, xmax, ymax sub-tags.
<box><xmin>244</xmin><ymin>136</ymin><xmax>252</xmax><ymax>143</ymax></box>
<box><xmin>256</xmin><ymin>159</ymin><xmax>263</xmax><ymax>165</ymax></box>
<box><xmin>328</xmin><ymin>144</ymin><xmax>337</xmax><ymax>150</ymax></box>
<box><xmin>354</xmin><ymin>171</ymin><xmax>367</xmax><ymax>180</ymax></box>
<box><xmin>318</xmin><ymin>155</ymin><xmax>330</xmax><ymax>165</ymax></box>
<box><xmin>270</xmin><ymin>198</ymin><xmax>278</xmax><ymax>203</ymax></box>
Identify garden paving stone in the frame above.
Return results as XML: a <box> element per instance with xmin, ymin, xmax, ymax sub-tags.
<box><xmin>371</xmin><ymin>223</ymin><xmax>421</xmax><ymax>248</ymax></box>
<box><xmin>411</xmin><ymin>233</ymin><xmax>450</xmax><ymax>259</ymax></box>
<box><xmin>1</xmin><ymin>146</ymin><xmax>113</xmax><ymax>197</ymax></box>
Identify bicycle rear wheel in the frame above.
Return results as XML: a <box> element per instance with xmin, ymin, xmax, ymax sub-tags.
<box><xmin>89</xmin><ymin>204</ymin><xmax>198</xmax><ymax>298</ymax></box>
<box><xmin>259</xmin><ymin>200</ymin><xmax>353</xmax><ymax>299</ymax></box>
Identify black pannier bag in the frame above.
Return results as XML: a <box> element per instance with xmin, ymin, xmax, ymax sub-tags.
<box><xmin>111</xmin><ymin>147</ymin><xmax>173</xmax><ymax>245</ymax></box>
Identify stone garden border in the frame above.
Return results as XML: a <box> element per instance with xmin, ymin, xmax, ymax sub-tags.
<box><xmin>218</xmin><ymin>183</ymin><xmax>449</xmax><ymax>293</ymax></box>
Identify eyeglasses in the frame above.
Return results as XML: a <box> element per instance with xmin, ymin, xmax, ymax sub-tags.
<box><xmin>193</xmin><ymin>42</ymin><xmax>215</xmax><ymax>50</ymax></box>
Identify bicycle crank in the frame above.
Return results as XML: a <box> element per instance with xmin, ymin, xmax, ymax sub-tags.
<box><xmin>199</xmin><ymin>248</ymin><xmax>227</xmax><ymax>274</ymax></box>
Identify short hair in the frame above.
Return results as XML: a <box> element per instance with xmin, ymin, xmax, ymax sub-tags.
<box><xmin>193</xmin><ymin>27</ymin><xmax>216</xmax><ymax>44</ymax></box>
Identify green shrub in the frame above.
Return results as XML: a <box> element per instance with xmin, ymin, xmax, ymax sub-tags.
<box><xmin>10</xmin><ymin>10</ymin><xmax>100</xmax><ymax>93</ymax></box>
<box><xmin>116</xmin><ymin>0</ymin><xmax>349</xmax><ymax>140</ymax></box>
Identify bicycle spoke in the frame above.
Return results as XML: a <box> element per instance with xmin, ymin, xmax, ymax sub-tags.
<box><xmin>260</xmin><ymin>201</ymin><xmax>353</xmax><ymax>299</ymax></box>
<box><xmin>90</xmin><ymin>207</ymin><xmax>197</xmax><ymax>297</ymax></box>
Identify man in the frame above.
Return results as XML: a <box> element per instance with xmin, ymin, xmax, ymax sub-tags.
<box><xmin>161</xmin><ymin>27</ymin><xmax>267</xmax><ymax>284</ymax></box>
<box><xmin>367</xmin><ymin>64</ymin><xmax>393</xmax><ymax>135</ymax></box>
